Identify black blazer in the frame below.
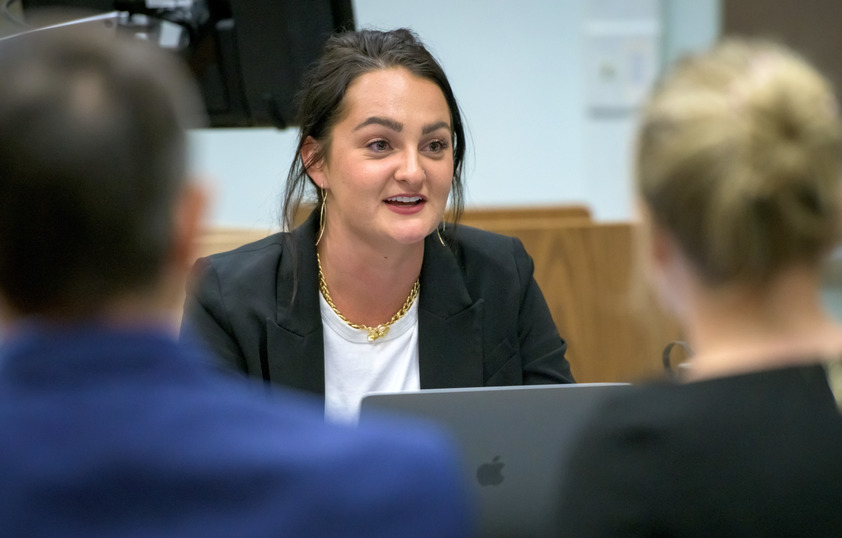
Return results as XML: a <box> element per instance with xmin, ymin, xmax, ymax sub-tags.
<box><xmin>181</xmin><ymin>212</ymin><xmax>575</xmax><ymax>400</ymax></box>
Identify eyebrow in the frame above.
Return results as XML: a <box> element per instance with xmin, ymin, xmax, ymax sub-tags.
<box><xmin>354</xmin><ymin>116</ymin><xmax>403</xmax><ymax>132</ymax></box>
<box><xmin>422</xmin><ymin>121</ymin><xmax>452</xmax><ymax>135</ymax></box>
<box><xmin>353</xmin><ymin>116</ymin><xmax>452</xmax><ymax>135</ymax></box>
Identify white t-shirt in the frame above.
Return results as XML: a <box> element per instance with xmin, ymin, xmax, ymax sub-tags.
<box><xmin>321</xmin><ymin>294</ymin><xmax>420</xmax><ymax>424</ymax></box>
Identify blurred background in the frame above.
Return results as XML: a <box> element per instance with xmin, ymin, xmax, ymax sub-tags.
<box><xmin>4</xmin><ymin>0</ymin><xmax>842</xmax><ymax>342</ymax></box>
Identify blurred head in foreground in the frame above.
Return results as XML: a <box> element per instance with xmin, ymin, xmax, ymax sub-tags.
<box><xmin>555</xmin><ymin>40</ymin><xmax>842</xmax><ymax>538</ymax></box>
<box><xmin>635</xmin><ymin>38</ymin><xmax>842</xmax><ymax>374</ymax></box>
<box><xmin>0</xmin><ymin>21</ymin><xmax>206</xmax><ymax>323</ymax></box>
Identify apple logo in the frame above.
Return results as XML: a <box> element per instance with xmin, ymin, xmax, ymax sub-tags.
<box><xmin>476</xmin><ymin>456</ymin><xmax>505</xmax><ymax>486</ymax></box>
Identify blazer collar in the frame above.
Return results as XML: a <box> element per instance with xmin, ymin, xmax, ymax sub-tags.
<box><xmin>266</xmin><ymin>210</ymin><xmax>325</xmax><ymax>396</ymax></box>
<box><xmin>417</xmin><ymin>230</ymin><xmax>485</xmax><ymax>388</ymax></box>
<box><xmin>276</xmin><ymin>210</ymin><xmax>322</xmax><ymax>334</ymax></box>
<box><xmin>269</xmin><ymin>216</ymin><xmax>485</xmax><ymax>394</ymax></box>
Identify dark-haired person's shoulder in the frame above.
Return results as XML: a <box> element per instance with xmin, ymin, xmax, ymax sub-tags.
<box><xmin>189</xmin><ymin>373</ymin><xmax>475</xmax><ymax>537</ymax></box>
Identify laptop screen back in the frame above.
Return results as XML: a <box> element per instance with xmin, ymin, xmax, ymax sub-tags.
<box><xmin>360</xmin><ymin>383</ymin><xmax>631</xmax><ymax>538</ymax></box>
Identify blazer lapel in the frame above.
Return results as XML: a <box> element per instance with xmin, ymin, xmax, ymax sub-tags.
<box><xmin>266</xmin><ymin>211</ymin><xmax>326</xmax><ymax>397</ymax></box>
<box><xmin>265</xmin><ymin>217</ymin><xmax>486</xmax><ymax>395</ymax></box>
<box><xmin>418</xmin><ymin>232</ymin><xmax>485</xmax><ymax>388</ymax></box>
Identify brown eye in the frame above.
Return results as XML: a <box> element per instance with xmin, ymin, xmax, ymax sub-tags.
<box><xmin>368</xmin><ymin>140</ymin><xmax>390</xmax><ymax>152</ymax></box>
<box><xmin>427</xmin><ymin>139</ymin><xmax>448</xmax><ymax>152</ymax></box>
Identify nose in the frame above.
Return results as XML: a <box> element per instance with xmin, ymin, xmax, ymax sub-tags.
<box><xmin>394</xmin><ymin>150</ymin><xmax>425</xmax><ymax>187</ymax></box>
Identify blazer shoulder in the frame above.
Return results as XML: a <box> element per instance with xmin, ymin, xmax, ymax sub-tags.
<box><xmin>197</xmin><ymin>232</ymin><xmax>287</xmax><ymax>281</ymax></box>
<box><xmin>449</xmin><ymin>224</ymin><xmax>524</xmax><ymax>257</ymax></box>
<box><xmin>447</xmin><ymin>224</ymin><xmax>528</xmax><ymax>272</ymax></box>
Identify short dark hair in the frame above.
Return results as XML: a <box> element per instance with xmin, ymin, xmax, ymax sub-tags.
<box><xmin>0</xmin><ymin>25</ymin><xmax>203</xmax><ymax>317</ymax></box>
<box><xmin>281</xmin><ymin>28</ymin><xmax>467</xmax><ymax>232</ymax></box>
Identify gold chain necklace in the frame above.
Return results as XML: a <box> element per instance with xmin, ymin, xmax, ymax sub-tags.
<box><xmin>316</xmin><ymin>253</ymin><xmax>420</xmax><ymax>342</ymax></box>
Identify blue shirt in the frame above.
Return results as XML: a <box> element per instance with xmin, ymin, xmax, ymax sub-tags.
<box><xmin>0</xmin><ymin>322</ymin><xmax>474</xmax><ymax>537</ymax></box>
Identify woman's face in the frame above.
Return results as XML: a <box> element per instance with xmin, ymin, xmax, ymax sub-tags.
<box><xmin>307</xmin><ymin>67</ymin><xmax>454</xmax><ymax>249</ymax></box>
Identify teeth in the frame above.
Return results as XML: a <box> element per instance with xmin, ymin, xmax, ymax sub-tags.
<box><xmin>389</xmin><ymin>196</ymin><xmax>422</xmax><ymax>203</ymax></box>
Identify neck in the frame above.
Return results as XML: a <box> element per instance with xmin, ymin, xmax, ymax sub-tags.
<box><xmin>317</xmin><ymin>231</ymin><xmax>424</xmax><ymax>327</ymax></box>
<box><xmin>2</xmin><ymin>291</ymin><xmax>181</xmax><ymax>337</ymax></box>
<box><xmin>98</xmin><ymin>293</ymin><xmax>183</xmax><ymax>335</ymax></box>
<box><xmin>680</xmin><ymin>265</ymin><xmax>842</xmax><ymax>381</ymax></box>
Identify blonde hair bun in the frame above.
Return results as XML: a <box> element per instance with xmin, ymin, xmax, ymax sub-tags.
<box><xmin>637</xmin><ymin>38</ymin><xmax>842</xmax><ymax>285</ymax></box>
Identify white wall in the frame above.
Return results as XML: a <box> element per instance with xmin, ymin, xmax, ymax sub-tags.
<box><xmin>189</xmin><ymin>0</ymin><xmax>721</xmax><ymax>228</ymax></box>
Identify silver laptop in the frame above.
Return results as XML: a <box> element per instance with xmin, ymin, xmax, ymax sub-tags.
<box><xmin>359</xmin><ymin>383</ymin><xmax>631</xmax><ymax>538</ymax></box>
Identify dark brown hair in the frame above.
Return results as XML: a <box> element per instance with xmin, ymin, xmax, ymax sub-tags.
<box><xmin>0</xmin><ymin>25</ymin><xmax>202</xmax><ymax>317</ymax></box>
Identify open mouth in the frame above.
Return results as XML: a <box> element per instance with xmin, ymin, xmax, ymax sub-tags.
<box><xmin>385</xmin><ymin>195</ymin><xmax>424</xmax><ymax>207</ymax></box>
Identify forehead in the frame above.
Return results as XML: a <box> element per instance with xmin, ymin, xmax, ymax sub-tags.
<box><xmin>336</xmin><ymin>67</ymin><xmax>451</xmax><ymax>124</ymax></box>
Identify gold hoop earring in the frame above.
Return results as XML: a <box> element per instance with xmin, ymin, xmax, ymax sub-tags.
<box><xmin>315</xmin><ymin>189</ymin><xmax>326</xmax><ymax>246</ymax></box>
<box><xmin>437</xmin><ymin>222</ymin><xmax>446</xmax><ymax>246</ymax></box>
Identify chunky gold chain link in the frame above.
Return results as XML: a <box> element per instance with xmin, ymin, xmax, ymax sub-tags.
<box><xmin>316</xmin><ymin>253</ymin><xmax>420</xmax><ymax>342</ymax></box>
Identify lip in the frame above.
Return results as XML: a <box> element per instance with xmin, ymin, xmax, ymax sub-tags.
<box><xmin>384</xmin><ymin>194</ymin><xmax>426</xmax><ymax>215</ymax></box>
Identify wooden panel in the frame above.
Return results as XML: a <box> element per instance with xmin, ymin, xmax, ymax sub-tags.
<box><xmin>293</xmin><ymin>203</ymin><xmax>592</xmax><ymax>229</ymax></box>
<box><xmin>455</xmin><ymin>204</ymin><xmax>591</xmax><ymax>225</ymax></box>
<box><xmin>503</xmin><ymin>222</ymin><xmax>681</xmax><ymax>383</ymax></box>
<box><xmin>194</xmin><ymin>227</ymin><xmax>275</xmax><ymax>260</ymax></box>
<box><xmin>458</xmin><ymin>205</ymin><xmax>592</xmax><ymax>234</ymax></box>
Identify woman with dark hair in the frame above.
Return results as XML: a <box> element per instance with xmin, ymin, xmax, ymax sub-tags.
<box><xmin>182</xmin><ymin>28</ymin><xmax>574</xmax><ymax>422</ymax></box>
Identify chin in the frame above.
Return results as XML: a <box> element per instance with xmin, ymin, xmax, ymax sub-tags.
<box><xmin>381</xmin><ymin>214</ymin><xmax>436</xmax><ymax>244</ymax></box>
<box><xmin>390</xmin><ymin>233</ymin><xmax>430</xmax><ymax>246</ymax></box>
<box><xmin>389</xmin><ymin>225</ymin><xmax>435</xmax><ymax>246</ymax></box>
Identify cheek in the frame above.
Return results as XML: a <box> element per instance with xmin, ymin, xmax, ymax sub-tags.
<box><xmin>430</xmin><ymin>163</ymin><xmax>454</xmax><ymax>195</ymax></box>
<box><xmin>330</xmin><ymin>160</ymin><xmax>376</xmax><ymax>191</ymax></box>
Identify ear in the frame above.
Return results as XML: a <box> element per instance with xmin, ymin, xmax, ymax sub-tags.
<box><xmin>301</xmin><ymin>136</ymin><xmax>328</xmax><ymax>189</ymax></box>
<box><xmin>643</xmin><ymin>210</ymin><xmax>694</xmax><ymax>318</ymax></box>
<box><xmin>636</xmin><ymin>202</ymin><xmax>670</xmax><ymax>272</ymax></box>
<box><xmin>172</xmin><ymin>178</ymin><xmax>209</xmax><ymax>273</ymax></box>
<box><xmin>648</xmin><ymin>221</ymin><xmax>679</xmax><ymax>281</ymax></box>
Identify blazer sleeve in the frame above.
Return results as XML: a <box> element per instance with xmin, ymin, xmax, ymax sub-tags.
<box><xmin>180</xmin><ymin>257</ymin><xmax>250</xmax><ymax>376</ymax></box>
<box><xmin>511</xmin><ymin>237</ymin><xmax>576</xmax><ymax>384</ymax></box>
